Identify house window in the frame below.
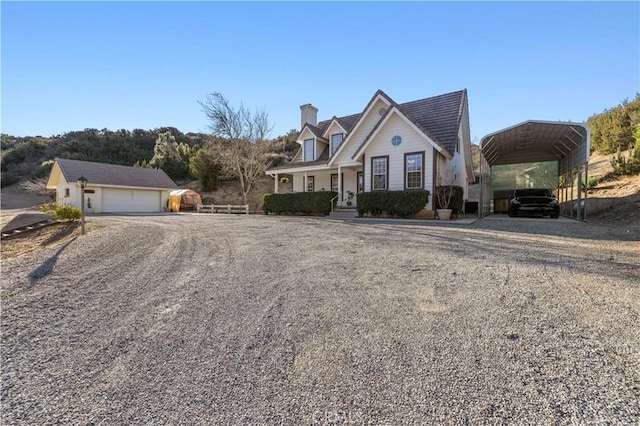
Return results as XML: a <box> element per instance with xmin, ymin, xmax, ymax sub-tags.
<box><xmin>306</xmin><ymin>176</ymin><xmax>314</xmax><ymax>192</ymax></box>
<box><xmin>331</xmin><ymin>133</ymin><xmax>343</xmax><ymax>156</ymax></box>
<box><xmin>304</xmin><ymin>139</ymin><xmax>314</xmax><ymax>162</ymax></box>
<box><xmin>357</xmin><ymin>172</ymin><xmax>364</xmax><ymax>193</ymax></box>
<box><xmin>405</xmin><ymin>152</ymin><xmax>424</xmax><ymax>189</ymax></box>
<box><xmin>456</xmin><ymin>136</ymin><xmax>460</xmax><ymax>153</ymax></box>
<box><xmin>64</xmin><ymin>188</ymin><xmax>70</xmax><ymax>197</ymax></box>
<box><xmin>331</xmin><ymin>173</ymin><xmax>344</xmax><ymax>197</ymax></box>
<box><xmin>371</xmin><ymin>156</ymin><xmax>388</xmax><ymax>191</ymax></box>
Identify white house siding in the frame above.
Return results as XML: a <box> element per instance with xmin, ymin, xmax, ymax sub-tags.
<box><xmin>293</xmin><ymin>174</ymin><xmax>304</xmax><ymax>192</ymax></box>
<box><xmin>83</xmin><ymin>186</ymin><xmax>103</xmax><ymax>213</ymax></box>
<box><xmin>56</xmin><ymin>180</ymin><xmax>76</xmax><ymax>207</ymax></box>
<box><xmin>315</xmin><ymin>139</ymin><xmax>328</xmax><ymax>160</ymax></box>
<box><xmin>455</xmin><ymin>124</ymin><xmax>470</xmax><ymax>199</ymax></box>
<box><xmin>331</xmin><ymin>98</ymin><xmax>390</xmax><ymax>165</ymax></box>
<box><xmin>298</xmin><ymin>128</ymin><xmax>316</xmax><ymax>161</ymax></box>
<box><xmin>291</xmin><ymin>171</ymin><xmax>332</xmax><ymax>193</ymax></box>
<box><xmin>325</xmin><ymin>121</ymin><xmax>346</xmax><ymax>157</ymax></box>
<box><xmin>102</xmin><ymin>188</ymin><xmax>162</xmax><ymax>213</ymax></box>
<box><xmin>289</xmin><ymin>169</ymin><xmax>360</xmax><ymax>202</ymax></box>
<box><xmin>362</xmin><ymin>113</ymin><xmax>436</xmax><ymax>209</ymax></box>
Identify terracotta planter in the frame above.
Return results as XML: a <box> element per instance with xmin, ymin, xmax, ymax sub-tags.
<box><xmin>436</xmin><ymin>209</ymin><xmax>453</xmax><ymax>220</ymax></box>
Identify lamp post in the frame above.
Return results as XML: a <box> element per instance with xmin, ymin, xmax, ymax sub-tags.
<box><xmin>77</xmin><ymin>175</ymin><xmax>88</xmax><ymax>235</ymax></box>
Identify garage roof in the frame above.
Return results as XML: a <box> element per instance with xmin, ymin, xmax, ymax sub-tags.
<box><xmin>480</xmin><ymin>121</ymin><xmax>590</xmax><ymax>171</ymax></box>
<box><xmin>47</xmin><ymin>158</ymin><xmax>178</xmax><ymax>190</ymax></box>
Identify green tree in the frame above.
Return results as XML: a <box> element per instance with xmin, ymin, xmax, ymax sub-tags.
<box><xmin>588</xmin><ymin>94</ymin><xmax>640</xmax><ymax>154</ymax></box>
<box><xmin>149</xmin><ymin>131</ymin><xmax>188</xmax><ymax>179</ymax></box>
<box><xmin>189</xmin><ymin>145</ymin><xmax>223</xmax><ymax>191</ymax></box>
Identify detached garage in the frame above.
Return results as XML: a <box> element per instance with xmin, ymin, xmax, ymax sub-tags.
<box><xmin>46</xmin><ymin>158</ymin><xmax>178</xmax><ymax>213</ymax></box>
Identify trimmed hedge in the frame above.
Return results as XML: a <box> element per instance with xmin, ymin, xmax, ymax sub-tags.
<box><xmin>263</xmin><ymin>191</ymin><xmax>338</xmax><ymax>215</ymax></box>
<box><xmin>435</xmin><ymin>185</ymin><xmax>464</xmax><ymax>213</ymax></box>
<box><xmin>356</xmin><ymin>190</ymin><xmax>430</xmax><ymax>218</ymax></box>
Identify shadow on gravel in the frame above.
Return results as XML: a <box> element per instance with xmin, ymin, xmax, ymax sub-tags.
<box><xmin>42</xmin><ymin>223</ymin><xmax>79</xmax><ymax>246</ymax></box>
<box><xmin>29</xmin><ymin>237</ymin><xmax>76</xmax><ymax>285</ymax></box>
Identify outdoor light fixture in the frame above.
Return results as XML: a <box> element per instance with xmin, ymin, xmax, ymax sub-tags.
<box><xmin>77</xmin><ymin>175</ymin><xmax>88</xmax><ymax>235</ymax></box>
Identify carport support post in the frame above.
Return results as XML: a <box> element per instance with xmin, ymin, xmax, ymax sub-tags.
<box><xmin>274</xmin><ymin>173</ymin><xmax>279</xmax><ymax>193</ymax></box>
<box><xmin>577</xmin><ymin>170</ymin><xmax>583</xmax><ymax>221</ymax></box>
<box><xmin>583</xmin><ymin>164</ymin><xmax>588</xmax><ymax>221</ymax></box>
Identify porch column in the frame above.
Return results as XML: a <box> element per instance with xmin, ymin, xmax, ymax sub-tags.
<box><xmin>338</xmin><ymin>165</ymin><xmax>343</xmax><ymax>202</ymax></box>
<box><xmin>274</xmin><ymin>173</ymin><xmax>279</xmax><ymax>193</ymax></box>
<box><xmin>304</xmin><ymin>171</ymin><xmax>308</xmax><ymax>192</ymax></box>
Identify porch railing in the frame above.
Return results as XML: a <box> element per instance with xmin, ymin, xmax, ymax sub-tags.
<box><xmin>330</xmin><ymin>194</ymin><xmax>339</xmax><ymax>213</ymax></box>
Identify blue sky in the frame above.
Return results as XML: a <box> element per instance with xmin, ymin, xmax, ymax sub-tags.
<box><xmin>2</xmin><ymin>1</ymin><xmax>638</xmax><ymax>142</ymax></box>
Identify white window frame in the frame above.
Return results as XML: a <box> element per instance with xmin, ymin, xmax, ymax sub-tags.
<box><xmin>404</xmin><ymin>152</ymin><xmax>424</xmax><ymax>190</ymax></box>
<box><xmin>330</xmin><ymin>133</ymin><xmax>343</xmax><ymax>156</ymax></box>
<box><xmin>371</xmin><ymin>156</ymin><xmax>388</xmax><ymax>191</ymax></box>
<box><xmin>304</xmin><ymin>138</ymin><xmax>314</xmax><ymax>162</ymax></box>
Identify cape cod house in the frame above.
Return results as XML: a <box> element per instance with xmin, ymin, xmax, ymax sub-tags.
<box><xmin>46</xmin><ymin>158</ymin><xmax>178</xmax><ymax>213</ymax></box>
<box><xmin>266</xmin><ymin>89</ymin><xmax>474</xmax><ymax>211</ymax></box>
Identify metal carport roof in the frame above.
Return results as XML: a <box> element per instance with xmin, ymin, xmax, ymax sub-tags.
<box><xmin>480</xmin><ymin>120</ymin><xmax>589</xmax><ymax>168</ymax></box>
<box><xmin>479</xmin><ymin>120</ymin><xmax>591</xmax><ymax>220</ymax></box>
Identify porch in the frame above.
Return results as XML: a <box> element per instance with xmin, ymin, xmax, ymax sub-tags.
<box><xmin>270</xmin><ymin>166</ymin><xmax>363</xmax><ymax>207</ymax></box>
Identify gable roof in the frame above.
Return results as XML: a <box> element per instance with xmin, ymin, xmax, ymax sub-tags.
<box><xmin>301</xmin><ymin>123</ymin><xmax>328</xmax><ymax>141</ymax></box>
<box><xmin>330</xmin><ymin>89</ymin><xmax>466</xmax><ymax>157</ymax></box>
<box><xmin>397</xmin><ymin>89</ymin><xmax>466</xmax><ymax>155</ymax></box>
<box><xmin>50</xmin><ymin>158</ymin><xmax>178</xmax><ymax>190</ymax></box>
<box><xmin>268</xmin><ymin>89</ymin><xmax>467</xmax><ymax>173</ymax></box>
<box><xmin>268</xmin><ymin>146</ymin><xmax>330</xmax><ymax>171</ymax></box>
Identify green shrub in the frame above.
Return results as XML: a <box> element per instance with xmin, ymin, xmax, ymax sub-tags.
<box><xmin>611</xmin><ymin>144</ymin><xmax>640</xmax><ymax>176</ymax></box>
<box><xmin>356</xmin><ymin>190</ymin><xmax>430</xmax><ymax>218</ymax></box>
<box><xmin>263</xmin><ymin>191</ymin><xmax>338</xmax><ymax>215</ymax></box>
<box><xmin>32</xmin><ymin>160</ymin><xmax>54</xmax><ymax>179</ymax></box>
<box><xmin>54</xmin><ymin>205</ymin><xmax>81</xmax><ymax>222</ymax></box>
<box><xmin>435</xmin><ymin>185</ymin><xmax>464</xmax><ymax>213</ymax></box>
<box><xmin>0</xmin><ymin>171</ymin><xmax>20</xmax><ymax>188</ymax></box>
<box><xmin>587</xmin><ymin>176</ymin><xmax>599</xmax><ymax>188</ymax></box>
<box><xmin>40</xmin><ymin>201</ymin><xmax>60</xmax><ymax>214</ymax></box>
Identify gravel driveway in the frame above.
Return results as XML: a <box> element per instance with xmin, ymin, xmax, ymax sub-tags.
<box><xmin>2</xmin><ymin>214</ymin><xmax>639</xmax><ymax>424</ymax></box>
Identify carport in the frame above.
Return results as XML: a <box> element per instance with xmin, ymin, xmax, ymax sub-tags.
<box><xmin>479</xmin><ymin>121</ymin><xmax>590</xmax><ymax>220</ymax></box>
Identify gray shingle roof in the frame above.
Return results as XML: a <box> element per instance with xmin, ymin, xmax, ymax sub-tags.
<box><xmin>268</xmin><ymin>146</ymin><xmax>330</xmax><ymax>171</ymax></box>
<box><xmin>398</xmin><ymin>90</ymin><xmax>466</xmax><ymax>155</ymax></box>
<box><xmin>267</xmin><ymin>89</ymin><xmax>467</xmax><ymax>171</ymax></box>
<box><xmin>54</xmin><ymin>158</ymin><xmax>178</xmax><ymax>189</ymax></box>
<box><xmin>317</xmin><ymin>113</ymin><xmax>363</xmax><ymax>135</ymax></box>
<box><xmin>302</xmin><ymin>123</ymin><xmax>328</xmax><ymax>140</ymax></box>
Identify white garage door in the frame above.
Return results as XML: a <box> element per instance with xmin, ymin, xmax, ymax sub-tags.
<box><xmin>102</xmin><ymin>188</ymin><xmax>161</xmax><ymax>213</ymax></box>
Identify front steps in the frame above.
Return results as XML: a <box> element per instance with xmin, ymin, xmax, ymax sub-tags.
<box><xmin>329</xmin><ymin>207</ymin><xmax>358</xmax><ymax>219</ymax></box>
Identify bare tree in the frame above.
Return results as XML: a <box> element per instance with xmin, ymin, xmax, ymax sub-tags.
<box><xmin>199</xmin><ymin>92</ymin><xmax>275</xmax><ymax>205</ymax></box>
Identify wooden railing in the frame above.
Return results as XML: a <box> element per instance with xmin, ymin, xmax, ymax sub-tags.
<box><xmin>197</xmin><ymin>204</ymin><xmax>249</xmax><ymax>214</ymax></box>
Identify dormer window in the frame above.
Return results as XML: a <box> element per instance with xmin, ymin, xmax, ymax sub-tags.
<box><xmin>304</xmin><ymin>138</ymin><xmax>314</xmax><ymax>162</ymax></box>
<box><xmin>331</xmin><ymin>133</ymin><xmax>343</xmax><ymax>156</ymax></box>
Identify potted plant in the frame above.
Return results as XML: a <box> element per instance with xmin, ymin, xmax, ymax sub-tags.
<box><xmin>345</xmin><ymin>190</ymin><xmax>355</xmax><ymax>206</ymax></box>
<box><xmin>435</xmin><ymin>176</ymin><xmax>455</xmax><ymax>220</ymax></box>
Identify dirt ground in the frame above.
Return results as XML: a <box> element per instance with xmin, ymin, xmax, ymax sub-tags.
<box><xmin>2</xmin><ymin>214</ymin><xmax>638</xmax><ymax>424</ymax></box>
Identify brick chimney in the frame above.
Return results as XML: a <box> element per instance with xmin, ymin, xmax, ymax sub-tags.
<box><xmin>300</xmin><ymin>103</ymin><xmax>318</xmax><ymax>129</ymax></box>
